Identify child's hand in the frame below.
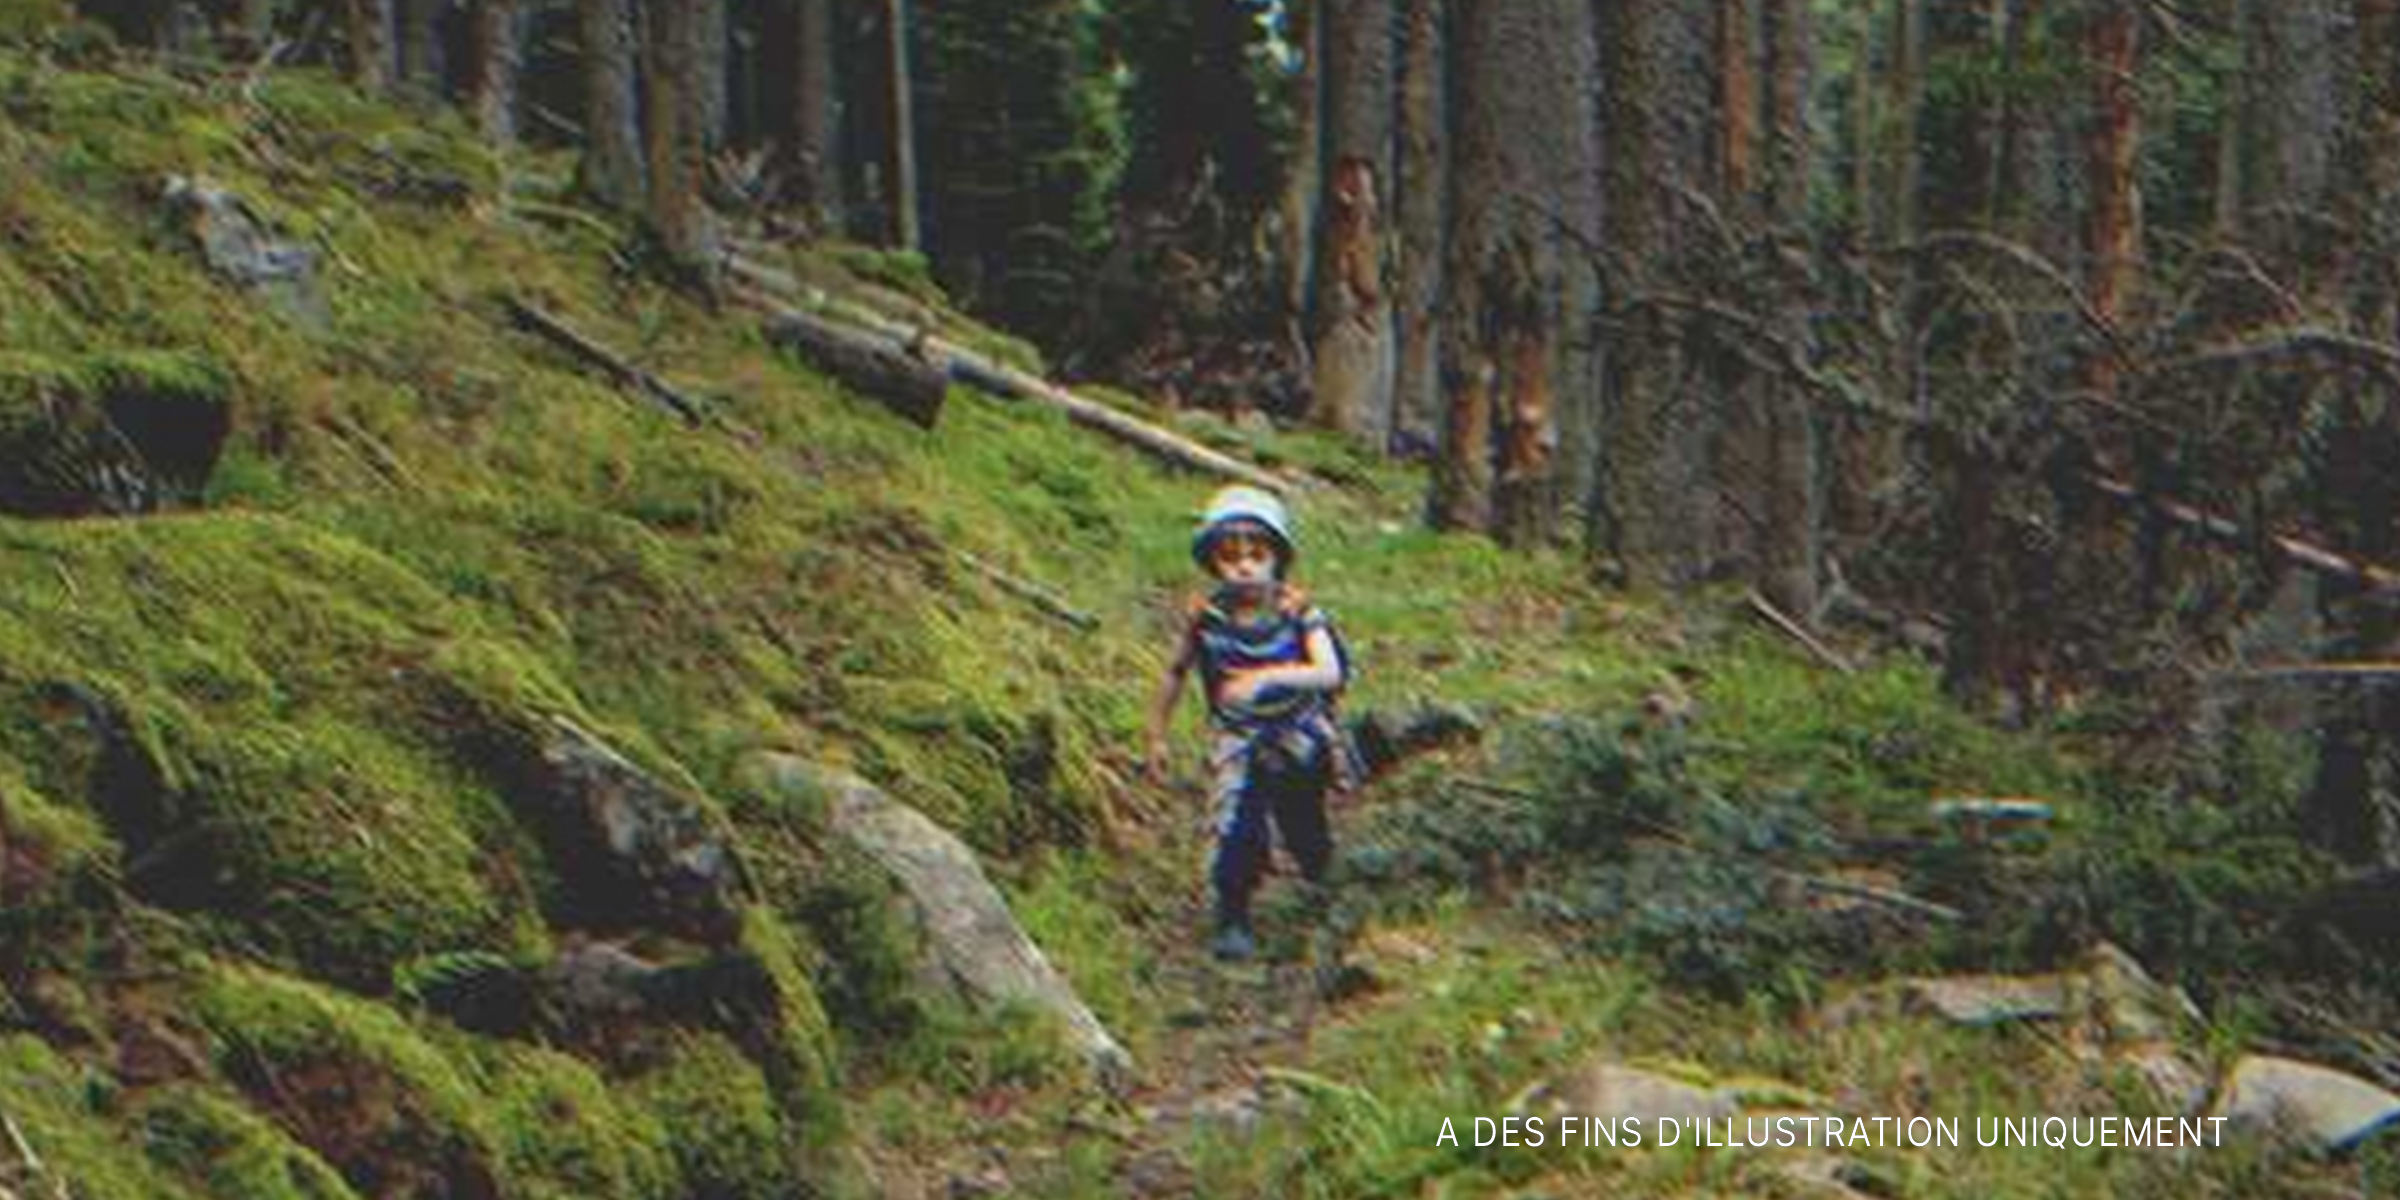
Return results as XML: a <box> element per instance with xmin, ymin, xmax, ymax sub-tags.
<box><xmin>1216</xmin><ymin>669</ymin><xmax>1271</xmax><ymax>707</ymax></box>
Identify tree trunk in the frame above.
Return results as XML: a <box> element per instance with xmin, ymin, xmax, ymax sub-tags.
<box><xmin>1311</xmin><ymin>0</ymin><xmax>1399</xmax><ymax>445</ymax></box>
<box><xmin>1717</xmin><ymin>0</ymin><xmax>1758</xmax><ymax>201</ymax></box>
<box><xmin>698</xmin><ymin>0</ymin><xmax>730</xmax><ymax>151</ymax></box>
<box><xmin>2306</xmin><ymin>0</ymin><xmax>2400</xmax><ymax>864</ymax></box>
<box><xmin>578</xmin><ymin>0</ymin><xmax>648</xmax><ymax>210</ymax></box>
<box><xmin>1391</xmin><ymin>0</ymin><xmax>1447</xmax><ymax>455</ymax></box>
<box><xmin>1431</xmin><ymin>0</ymin><xmax>1598</xmax><ymax>547</ymax></box>
<box><xmin>469</xmin><ymin>0</ymin><xmax>522</xmax><ymax>146</ymax></box>
<box><xmin>791</xmin><ymin>0</ymin><xmax>843</xmax><ymax>231</ymax></box>
<box><xmin>1593</xmin><ymin>0</ymin><xmax>1715</xmax><ymax>582</ymax></box>
<box><xmin>1281</xmin><ymin>0</ymin><xmax>1324</xmax><ymax>352</ymax></box>
<box><xmin>2082</xmin><ymin>0</ymin><xmax>2140</xmax><ymax>400</ymax></box>
<box><xmin>398</xmin><ymin>0</ymin><xmax>446</xmax><ymax>99</ymax></box>
<box><xmin>1760</xmin><ymin>0</ymin><xmax>1820</xmax><ymax>617</ymax></box>
<box><xmin>646</xmin><ymin>0</ymin><xmax>722</xmax><ymax>287</ymax></box>
<box><xmin>885</xmin><ymin>0</ymin><xmax>921</xmax><ymax>250</ymax></box>
<box><xmin>345</xmin><ymin>0</ymin><xmax>397</xmax><ymax>91</ymax></box>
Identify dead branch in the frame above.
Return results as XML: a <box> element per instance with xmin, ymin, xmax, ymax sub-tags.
<box><xmin>500</xmin><ymin>295</ymin><xmax>707</xmax><ymax>426</ymax></box>
<box><xmin>1745</xmin><ymin>587</ymin><xmax>1857</xmax><ymax>674</ymax></box>
<box><xmin>2145</xmin><ymin>326</ymin><xmax>2400</xmax><ymax>388</ymax></box>
<box><xmin>956</xmin><ymin>550</ymin><xmax>1099</xmax><ymax>632</ymax></box>
<box><xmin>1889</xmin><ymin>230</ymin><xmax>2137</xmax><ymax>372</ymax></box>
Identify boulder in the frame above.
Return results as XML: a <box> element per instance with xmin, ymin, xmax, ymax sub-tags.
<box><xmin>0</xmin><ymin>351</ymin><xmax>231</xmax><ymax>516</ymax></box>
<box><xmin>163</xmin><ymin>175</ymin><xmax>327</xmax><ymax>327</ymax></box>
<box><xmin>1346</xmin><ymin>703</ymin><xmax>1484</xmax><ymax>781</ymax></box>
<box><xmin>741</xmin><ymin>753</ymin><xmax>1133</xmax><ymax>1085</ymax></box>
<box><xmin>2118</xmin><ymin>1042</ymin><xmax>2210</xmax><ymax>1117</ymax></box>
<box><xmin>522</xmin><ymin>718</ymin><xmax>747</xmax><ymax>942</ymax></box>
<box><xmin>2212</xmin><ymin>1055</ymin><xmax>2400</xmax><ymax>1153</ymax></box>
<box><xmin>2080</xmin><ymin>941</ymin><xmax>2199</xmax><ymax>1044</ymax></box>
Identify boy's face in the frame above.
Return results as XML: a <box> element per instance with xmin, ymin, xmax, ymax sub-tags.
<box><xmin>1208</xmin><ymin>528</ymin><xmax>1280</xmax><ymax>587</ymax></box>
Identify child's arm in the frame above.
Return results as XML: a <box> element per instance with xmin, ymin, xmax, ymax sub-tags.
<box><xmin>1218</xmin><ymin>626</ymin><xmax>1343</xmax><ymax>705</ymax></box>
<box><xmin>1141</xmin><ymin>627</ymin><xmax>1199</xmax><ymax>785</ymax></box>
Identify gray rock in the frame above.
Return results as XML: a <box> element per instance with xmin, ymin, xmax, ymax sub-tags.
<box><xmin>744</xmin><ymin>753</ymin><xmax>1134</xmax><ymax>1086</ymax></box>
<box><xmin>2081</xmin><ymin>941</ymin><xmax>2199</xmax><ymax>1043</ymax></box>
<box><xmin>1527</xmin><ymin>1062</ymin><xmax>1737</xmax><ymax>1126</ymax></box>
<box><xmin>1900</xmin><ymin>975</ymin><xmax>2069</xmax><ymax>1027</ymax></box>
<box><xmin>2213</xmin><ymin>1055</ymin><xmax>2400</xmax><ymax>1153</ymax></box>
<box><xmin>529</xmin><ymin>718</ymin><xmax>747</xmax><ymax>941</ymax></box>
<box><xmin>1346</xmin><ymin>703</ymin><xmax>1484</xmax><ymax>780</ymax></box>
<box><xmin>2118</xmin><ymin>1042</ymin><xmax>2209</xmax><ymax>1117</ymax></box>
<box><xmin>162</xmin><ymin>175</ymin><xmax>327</xmax><ymax>327</ymax></box>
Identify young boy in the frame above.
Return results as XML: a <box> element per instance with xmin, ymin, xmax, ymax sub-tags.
<box><xmin>1144</xmin><ymin>485</ymin><xmax>1354</xmax><ymax>962</ymax></box>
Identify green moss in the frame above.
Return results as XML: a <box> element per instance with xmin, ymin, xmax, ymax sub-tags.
<box><xmin>629</xmin><ymin>1031</ymin><xmax>802</xmax><ymax>1200</ymax></box>
<box><xmin>195</xmin><ymin>965</ymin><xmax>512</xmax><ymax>1199</ymax></box>
<box><xmin>135</xmin><ymin>1084</ymin><xmax>363</xmax><ymax>1200</ymax></box>
<box><xmin>736</xmin><ymin>907</ymin><xmax>843</xmax><ymax>1150</ymax></box>
<box><xmin>0</xmin><ymin>1035</ymin><xmax>202</xmax><ymax>1200</ymax></box>
<box><xmin>0</xmin><ymin>754</ymin><xmax>114</xmax><ymax>963</ymax></box>
<box><xmin>471</xmin><ymin>1042</ymin><xmax>678</xmax><ymax>1200</ymax></box>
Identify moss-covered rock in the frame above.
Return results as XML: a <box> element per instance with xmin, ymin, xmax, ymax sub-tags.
<box><xmin>194</xmin><ymin>965</ymin><xmax>511</xmax><ymax>1199</ymax></box>
<box><xmin>0</xmin><ymin>1034</ymin><xmax>203</xmax><ymax>1200</ymax></box>
<box><xmin>470</xmin><ymin>1042</ymin><xmax>679</xmax><ymax>1200</ymax></box>
<box><xmin>0</xmin><ymin>755</ymin><xmax>114</xmax><ymax>964</ymax></box>
<box><xmin>628</xmin><ymin>1030</ymin><xmax>804</xmax><ymax>1200</ymax></box>
<box><xmin>135</xmin><ymin>1083</ymin><xmax>364</xmax><ymax>1200</ymax></box>
<box><xmin>0</xmin><ymin>517</ymin><xmax>556</xmax><ymax>987</ymax></box>
<box><xmin>0</xmin><ymin>348</ymin><xmax>231</xmax><ymax>515</ymax></box>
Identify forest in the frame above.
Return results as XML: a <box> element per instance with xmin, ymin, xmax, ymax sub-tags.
<box><xmin>5</xmin><ymin>0</ymin><xmax>2400</xmax><ymax>1196</ymax></box>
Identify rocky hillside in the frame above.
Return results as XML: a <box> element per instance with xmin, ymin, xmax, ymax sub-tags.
<box><xmin>1</xmin><ymin>45</ymin><xmax>2396</xmax><ymax>1200</ymax></box>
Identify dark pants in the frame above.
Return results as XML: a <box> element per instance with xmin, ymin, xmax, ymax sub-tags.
<box><xmin>1211</xmin><ymin>747</ymin><xmax>1333</xmax><ymax>927</ymax></box>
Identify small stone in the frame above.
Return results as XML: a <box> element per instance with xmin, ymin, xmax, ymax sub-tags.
<box><xmin>1533</xmin><ymin>1062</ymin><xmax>1736</xmax><ymax>1126</ymax></box>
<box><xmin>2213</xmin><ymin>1055</ymin><xmax>2400</xmax><ymax>1153</ymax></box>
<box><xmin>1900</xmin><ymin>975</ymin><xmax>2068</xmax><ymax>1027</ymax></box>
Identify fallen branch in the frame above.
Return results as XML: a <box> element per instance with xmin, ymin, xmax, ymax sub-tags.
<box><xmin>757</xmin><ymin>302</ymin><xmax>948</xmax><ymax>429</ymax></box>
<box><xmin>726</xmin><ymin>253</ymin><xmax>1302</xmax><ymax>493</ymax></box>
<box><xmin>2216</xmin><ymin>661</ymin><xmax>2400</xmax><ymax>682</ymax></box>
<box><xmin>1744</xmin><ymin>587</ymin><xmax>1856</xmax><ymax>675</ymax></box>
<box><xmin>501</xmin><ymin>295</ymin><xmax>706</xmax><ymax>427</ymax></box>
<box><xmin>955</xmin><ymin>550</ymin><xmax>1099</xmax><ymax>631</ymax></box>
<box><xmin>2082</xmin><ymin>474</ymin><xmax>2400</xmax><ymax>592</ymax></box>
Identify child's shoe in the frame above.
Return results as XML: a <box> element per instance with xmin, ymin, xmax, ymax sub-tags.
<box><xmin>1210</xmin><ymin>921</ymin><xmax>1257</xmax><ymax>963</ymax></box>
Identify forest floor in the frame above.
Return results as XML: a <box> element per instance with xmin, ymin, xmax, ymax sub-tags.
<box><xmin>1</xmin><ymin>45</ymin><xmax>2395</xmax><ymax>1200</ymax></box>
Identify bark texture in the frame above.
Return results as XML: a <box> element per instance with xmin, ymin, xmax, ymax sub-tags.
<box><xmin>1391</xmin><ymin>0</ymin><xmax>1448</xmax><ymax>454</ymax></box>
<box><xmin>1431</xmin><ymin>0</ymin><xmax>1600</xmax><ymax>547</ymax></box>
<box><xmin>578</xmin><ymin>0</ymin><xmax>649</xmax><ymax>210</ymax></box>
<box><xmin>1312</xmin><ymin>0</ymin><xmax>1399</xmax><ymax>444</ymax></box>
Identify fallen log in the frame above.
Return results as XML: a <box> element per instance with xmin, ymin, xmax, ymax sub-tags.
<box><xmin>726</xmin><ymin>253</ymin><xmax>1301</xmax><ymax>493</ymax></box>
<box><xmin>955</xmin><ymin>550</ymin><xmax>1098</xmax><ymax>631</ymax></box>
<box><xmin>1744</xmin><ymin>587</ymin><xmax>1856</xmax><ymax>675</ymax></box>
<box><xmin>502</xmin><ymin>295</ymin><xmax>706</xmax><ymax>427</ymax></box>
<box><xmin>757</xmin><ymin>304</ymin><xmax>948</xmax><ymax>429</ymax></box>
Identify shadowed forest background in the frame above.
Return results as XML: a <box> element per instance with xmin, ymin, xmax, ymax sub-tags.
<box><xmin>8</xmin><ymin>0</ymin><xmax>2400</xmax><ymax>1195</ymax></box>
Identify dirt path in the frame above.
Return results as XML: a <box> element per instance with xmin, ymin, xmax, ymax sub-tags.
<box><xmin>1101</xmin><ymin>830</ymin><xmax>1370</xmax><ymax>1198</ymax></box>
